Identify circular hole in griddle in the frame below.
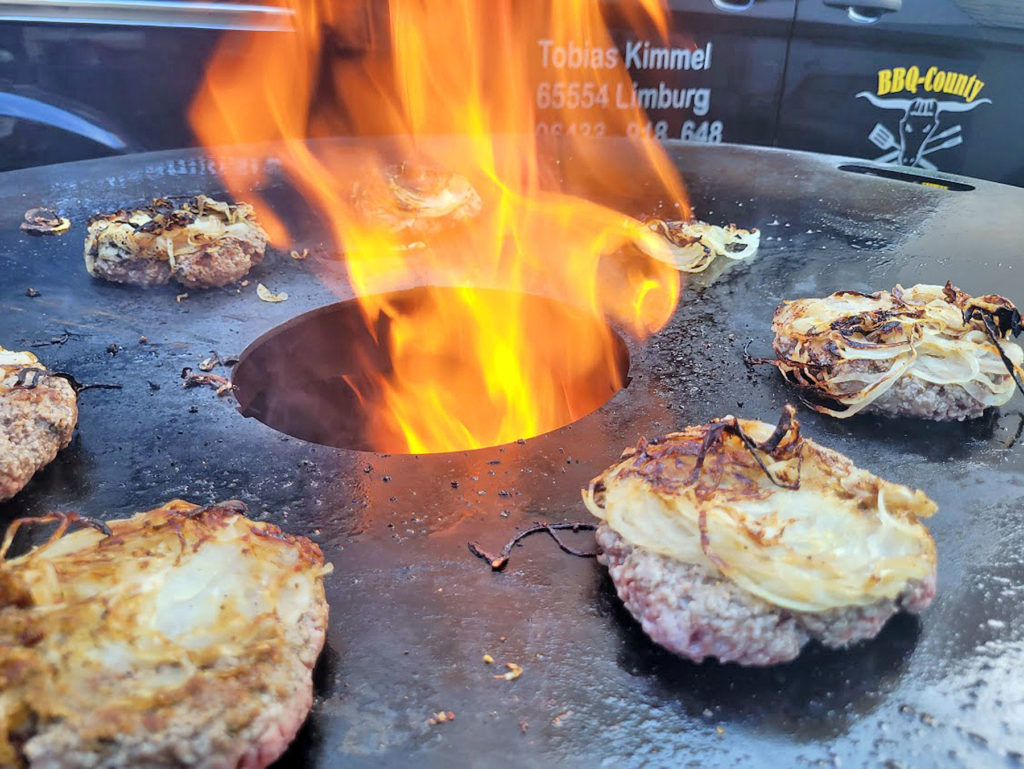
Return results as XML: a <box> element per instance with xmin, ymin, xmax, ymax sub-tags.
<box><xmin>232</xmin><ymin>286</ymin><xmax>630</xmax><ymax>453</ymax></box>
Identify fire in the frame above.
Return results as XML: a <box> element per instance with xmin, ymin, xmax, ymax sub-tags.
<box><xmin>191</xmin><ymin>0</ymin><xmax>690</xmax><ymax>453</ymax></box>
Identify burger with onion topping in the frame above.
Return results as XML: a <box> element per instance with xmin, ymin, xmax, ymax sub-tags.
<box><xmin>771</xmin><ymin>283</ymin><xmax>1024</xmax><ymax>420</ymax></box>
<box><xmin>582</xmin><ymin>406</ymin><xmax>937</xmax><ymax>666</ymax></box>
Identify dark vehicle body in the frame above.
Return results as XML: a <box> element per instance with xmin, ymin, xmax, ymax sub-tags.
<box><xmin>0</xmin><ymin>0</ymin><xmax>1022</xmax><ymax>183</ymax></box>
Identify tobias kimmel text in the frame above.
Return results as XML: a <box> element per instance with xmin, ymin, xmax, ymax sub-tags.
<box><xmin>535</xmin><ymin>38</ymin><xmax>722</xmax><ymax>143</ymax></box>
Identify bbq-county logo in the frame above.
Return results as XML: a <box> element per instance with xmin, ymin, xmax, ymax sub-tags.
<box><xmin>857</xmin><ymin>66</ymin><xmax>991</xmax><ymax>170</ymax></box>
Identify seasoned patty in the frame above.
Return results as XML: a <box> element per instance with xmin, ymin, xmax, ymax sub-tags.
<box><xmin>85</xmin><ymin>195</ymin><xmax>268</xmax><ymax>289</ymax></box>
<box><xmin>0</xmin><ymin>500</ymin><xmax>330</xmax><ymax>769</ymax></box>
<box><xmin>0</xmin><ymin>348</ymin><xmax>77</xmax><ymax>502</ymax></box>
<box><xmin>597</xmin><ymin>525</ymin><xmax>935</xmax><ymax>666</ymax></box>
<box><xmin>862</xmin><ymin>361</ymin><xmax>992</xmax><ymax>421</ymax></box>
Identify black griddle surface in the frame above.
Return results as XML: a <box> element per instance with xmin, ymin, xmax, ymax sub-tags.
<box><xmin>2</xmin><ymin>141</ymin><xmax>1024</xmax><ymax>768</ymax></box>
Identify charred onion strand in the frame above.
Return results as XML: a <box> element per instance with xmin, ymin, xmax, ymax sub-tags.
<box><xmin>674</xmin><ymin>406</ymin><xmax>802</xmax><ymax>568</ymax></box>
<box><xmin>29</xmin><ymin>330</ymin><xmax>83</xmax><ymax>348</ymax></box>
<box><xmin>180</xmin><ymin>367</ymin><xmax>233</xmax><ymax>394</ymax></box>
<box><xmin>977</xmin><ymin>310</ymin><xmax>1024</xmax><ymax>398</ymax></box>
<box><xmin>687</xmin><ymin>406</ymin><xmax>802</xmax><ymax>492</ymax></box>
<box><xmin>1005</xmin><ymin>411</ymin><xmax>1024</xmax><ymax>448</ymax></box>
<box><xmin>0</xmin><ymin>513</ymin><xmax>112</xmax><ymax>560</ymax></box>
<box><xmin>468</xmin><ymin>522</ymin><xmax>598</xmax><ymax>571</ymax></box>
<box><xmin>13</xmin><ymin>368</ymin><xmax>120</xmax><ymax>394</ymax></box>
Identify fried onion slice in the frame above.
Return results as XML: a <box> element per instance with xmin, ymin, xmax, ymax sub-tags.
<box><xmin>630</xmin><ymin>218</ymin><xmax>760</xmax><ymax>273</ymax></box>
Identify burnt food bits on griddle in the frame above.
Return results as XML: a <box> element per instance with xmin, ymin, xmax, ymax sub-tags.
<box><xmin>0</xmin><ymin>499</ymin><xmax>330</xmax><ymax>769</ymax></box>
<box><xmin>0</xmin><ymin>346</ymin><xmax>77</xmax><ymax>502</ymax></box>
<box><xmin>84</xmin><ymin>195</ymin><xmax>268</xmax><ymax>289</ymax></box>
<box><xmin>772</xmin><ymin>283</ymin><xmax>1024</xmax><ymax>420</ymax></box>
<box><xmin>582</xmin><ymin>406</ymin><xmax>937</xmax><ymax>666</ymax></box>
<box><xmin>629</xmin><ymin>218</ymin><xmax>760</xmax><ymax>273</ymax></box>
<box><xmin>351</xmin><ymin>164</ymin><xmax>482</xmax><ymax>241</ymax></box>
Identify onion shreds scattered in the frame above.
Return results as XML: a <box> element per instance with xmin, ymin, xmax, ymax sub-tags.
<box><xmin>772</xmin><ymin>283</ymin><xmax>1024</xmax><ymax>420</ymax></box>
<box><xmin>582</xmin><ymin>406</ymin><xmax>937</xmax><ymax>613</ymax></box>
<box><xmin>256</xmin><ymin>283</ymin><xmax>289</xmax><ymax>303</ymax></box>
<box><xmin>630</xmin><ymin>218</ymin><xmax>760</xmax><ymax>273</ymax></box>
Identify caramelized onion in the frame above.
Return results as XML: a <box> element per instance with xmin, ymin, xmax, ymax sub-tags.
<box><xmin>772</xmin><ymin>283</ymin><xmax>1024</xmax><ymax>418</ymax></box>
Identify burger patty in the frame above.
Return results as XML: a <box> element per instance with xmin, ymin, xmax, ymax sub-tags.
<box><xmin>596</xmin><ymin>524</ymin><xmax>936</xmax><ymax>666</ymax></box>
<box><xmin>85</xmin><ymin>195</ymin><xmax>268</xmax><ymax>290</ymax></box>
<box><xmin>1</xmin><ymin>500</ymin><xmax>330</xmax><ymax>769</ymax></box>
<box><xmin>865</xmin><ymin>368</ymin><xmax>991</xmax><ymax>421</ymax></box>
<box><xmin>775</xmin><ymin>335</ymin><xmax>994</xmax><ymax>421</ymax></box>
<box><xmin>0</xmin><ymin>354</ymin><xmax>77</xmax><ymax>502</ymax></box>
<box><xmin>771</xmin><ymin>284</ymin><xmax>1024</xmax><ymax>421</ymax></box>
<box><xmin>20</xmin><ymin>614</ymin><xmax>323</xmax><ymax>769</ymax></box>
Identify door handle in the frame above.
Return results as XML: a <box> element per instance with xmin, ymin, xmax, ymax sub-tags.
<box><xmin>711</xmin><ymin>0</ymin><xmax>755</xmax><ymax>12</ymax></box>
<box><xmin>823</xmin><ymin>0</ymin><xmax>901</xmax><ymax>23</ymax></box>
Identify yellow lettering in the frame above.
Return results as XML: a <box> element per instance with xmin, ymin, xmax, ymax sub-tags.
<box><xmin>874</xmin><ymin>65</ymin><xmax>986</xmax><ymax>103</ymax></box>
<box><xmin>966</xmin><ymin>78</ymin><xmax>985</xmax><ymax>102</ymax></box>
<box><xmin>877</xmin><ymin>69</ymin><xmax>892</xmax><ymax>95</ymax></box>
<box><xmin>923</xmin><ymin>66</ymin><xmax>937</xmax><ymax>91</ymax></box>
<box><xmin>906</xmin><ymin>66</ymin><xmax>920</xmax><ymax>93</ymax></box>
<box><xmin>891</xmin><ymin>67</ymin><xmax>905</xmax><ymax>93</ymax></box>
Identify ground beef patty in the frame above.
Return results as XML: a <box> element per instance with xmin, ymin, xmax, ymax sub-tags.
<box><xmin>775</xmin><ymin>336</ymin><xmax>1000</xmax><ymax>421</ymax></box>
<box><xmin>0</xmin><ymin>500</ymin><xmax>330</xmax><ymax>769</ymax></box>
<box><xmin>0</xmin><ymin>348</ymin><xmax>77</xmax><ymax>502</ymax></box>
<box><xmin>771</xmin><ymin>284</ymin><xmax>1024</xmax><ymax>421</ymax></box>
<box><xmin>583</xmin><ymin>408</ymin><xmax>938</xmax><ymax>666</ymax></box>
<box><xmin>597</xmin><ymin>525</ymin><xmax>936</xmax><ymax>666</ymax></box>
<box><xmin>85</xmin><ymin>195</ymin><xmax>268</xmax><ymax>289</ymax></box>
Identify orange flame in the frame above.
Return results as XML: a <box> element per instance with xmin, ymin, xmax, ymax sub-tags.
<box><xmin>191</xmin><ymin>0</ymin><xmax>690</xmax><ymax>453</ymax></box>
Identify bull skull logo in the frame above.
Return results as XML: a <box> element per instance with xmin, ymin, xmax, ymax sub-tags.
<box><xmin>856</xmin><ymin>92</ymin><xmax>991</xmax><ymax>170</ymax></box>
